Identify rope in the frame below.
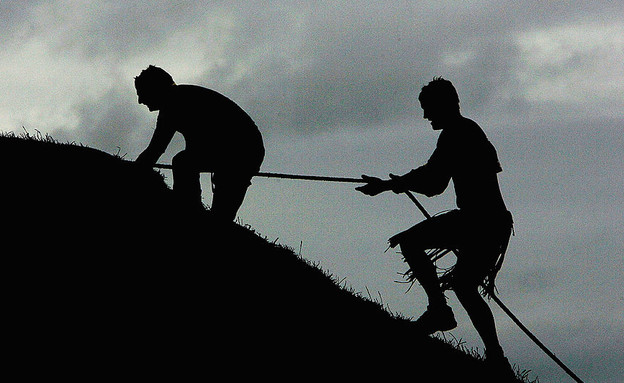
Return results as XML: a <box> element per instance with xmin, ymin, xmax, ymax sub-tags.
<box><xmin>490</xmin><ymin>294</ymin><xmax>586</xmax><ymax>383</ymax></box>
<box><xmin>153</xmin><ymin>163</ymin><xmax>365</xmax><ymax>184</ymax></box>
<box><xmin>153</xmin><ymin>162</ymin><xmax>586</xmax><ymax>382</ymax></box>
<box><xmin>404</xmin><ymin>191</ymin><xmax>586</xmax><ymax>383</ymax></box>
<box><xmin>256</xmin><ymin>172</ymin><xmax>364</xmax><ymax>183</ymax></box>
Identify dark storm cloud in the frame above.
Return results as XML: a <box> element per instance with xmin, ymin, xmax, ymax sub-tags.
<box><xmin>4</xmin><ymin>1</ymin><xmax>621</xmax><ymax>136</ymax></box>
<box><xmin>187</xmin><ymin>1</ymin><xmax>624</xmax><ymax>135</ymax></box>
<box><xmin>191</xmin><ymin>2</ymin><xmax>516</xmax><ymax>135</ymax></box>
<box><xmin>223</xmin><ymin>2</ymin><xmax>624</xmax><ymax>135</ymax></box>
<box><xmin>0</xmin><ymin>1</ymin><xmax>44</xmax><ymax>43</ymax></box>
<box><xmin>20</xmin><ymin>2</ymin><xmax>211</xmax><ymax>59</ymax></box>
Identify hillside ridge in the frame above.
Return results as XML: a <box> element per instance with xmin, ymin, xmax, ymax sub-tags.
<box><xmin>1</xmin><ymin>133</ymin><xmax>526</xmax><ymax>381</ymax></box>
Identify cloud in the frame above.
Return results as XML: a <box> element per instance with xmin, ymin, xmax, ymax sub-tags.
<box><xmin>515</xmin><ymin>22</ymin><xmax>624</xmax><ymax>116</ymax></box>
<box><xmin>0</xmin><ymin>1</ymin><xmax>45</xmax><ymax>44</ymax></box>
<box><xmin>183</xmin><ymin>2</ymin><xmax>624</xmax><ymax>136</ymax></box>
<box><xmin>14</xmin><ymin>2</ymin><xmax>211</xmax><ymax>59</ymax></box>
<box><xmin>189</xmin><ymin>2</ymin><xmax>512</xmax><ymax>135</ymax></box>
<box><xmin>1</xmin><ymin>4</ymin><xmax>623</xmax><ymax>381</ymax></box>
<box><xmin>3</xmin><ymin>1</ymin><xmax>623</xmax><ymax>138</ymax></box>
<box><xmin>52</xmin><ymin>86</ymin><xmax>149</xmax><ymax>156</ymax></box>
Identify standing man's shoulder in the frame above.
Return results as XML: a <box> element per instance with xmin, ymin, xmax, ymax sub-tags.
<box><xmin>438</xmin><ymin>117</ymin><xmax>480</xmax><ymax>144</ymax></box>
<box><xmin>451</xmin><ymin>116</ymin><xmax>490</xmax><ymax>143</ymax></box>
<box><xmin>457</xmin><ymin>116</ymin><xmax>502</xmax><ymax>172</ymax></box>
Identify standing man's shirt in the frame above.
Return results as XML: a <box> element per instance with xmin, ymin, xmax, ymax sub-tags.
<box><xmin>397</xmin><ymin>117</ymin><xmax>506</xmax><ymax>214</ymax></box>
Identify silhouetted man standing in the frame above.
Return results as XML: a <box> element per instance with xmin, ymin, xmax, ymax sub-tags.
<box><xmin>135</xmin><ymin>65</ymin><xmax>264</xmax><ymax>221</ymax></box>
<box><xmin>357</xmin><ymin>77</ymin><xmax>514</xmax><ymax>377</ymax></box>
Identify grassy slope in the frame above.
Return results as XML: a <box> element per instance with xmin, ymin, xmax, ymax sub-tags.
<box><xmin>1</xmin><ymin>134</ymin><xmax>526</xmax><ymax>381</ymax></box>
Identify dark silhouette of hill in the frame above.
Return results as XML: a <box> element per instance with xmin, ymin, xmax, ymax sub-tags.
<box><xmin>1</xmin><ymin>133</ymin><xmax>528</xmax><ymax>381</ymax></box>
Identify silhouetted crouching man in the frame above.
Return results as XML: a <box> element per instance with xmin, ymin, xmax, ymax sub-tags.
<box><xmin>357</xmin><ymin>77</ymin><xmax>514</xmax><ymax>378</ymax></box>
<box><xmin>134</xmin><ymin>66</ymin><xmax>264</xmax><ymax>221</ymax></box>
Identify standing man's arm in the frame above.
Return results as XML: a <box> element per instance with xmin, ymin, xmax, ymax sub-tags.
<box><xmin>357</xmin><ymin>143</ymin><xmax>452</xmax><ymax>198</ymax></box>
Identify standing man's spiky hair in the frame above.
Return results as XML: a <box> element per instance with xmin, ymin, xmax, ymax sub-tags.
<box><xmin>418</xmin><ymin>77</ymin><xmax>460</xmax><ymax>112</ymax></box>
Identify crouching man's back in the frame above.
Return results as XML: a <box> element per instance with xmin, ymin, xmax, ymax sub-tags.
<box><xmin>135</xmin><ymin>65</ymin><xmax>264</xmax><ymax>220</ymax></box>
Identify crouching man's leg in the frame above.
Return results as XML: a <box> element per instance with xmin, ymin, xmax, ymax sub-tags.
<box><xmin>210</xmin><ymin>172</ymin><xmax>253</xmax><ymax>222</ymax></box>
<box><xmin>172</xmin><ymin>150</ymin><xmax>203</xmax><ymax>210</ymax></box>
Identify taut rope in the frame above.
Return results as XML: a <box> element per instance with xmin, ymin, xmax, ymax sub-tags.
<box><xmin>153</xmin><ymin>163</ymin><xmax>585</xmax><ymax>382</ymax></box>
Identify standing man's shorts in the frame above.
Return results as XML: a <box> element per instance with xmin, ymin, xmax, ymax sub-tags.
<box><xmin>389</xmin><ymin>209</ymin><xmax>513</xmax><ymax>289</ymax></box>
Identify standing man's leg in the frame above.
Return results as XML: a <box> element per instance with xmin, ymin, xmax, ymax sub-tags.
<box><xmin>398</xmin><ymin>240</ymin><xmax>457</xmax><ymax>334</ymax></box>
<box><xmin>452</xmin><ymin>246</ymin><xmax>515</xmax><ymax>377</ymax></box>
<box><xmin>400</xmin><ymin>241</ymin><xmax>447</xmax><ymax>308</ymax></box>
<box><xmin>454</xmin><ymin>280</ymin><xmax>503</xmax><ymax>356</ymax></box>
<box><xmin>390</xmin><ymin>211</ymin><xmax>464</xmax><ymax>334</ymax></box>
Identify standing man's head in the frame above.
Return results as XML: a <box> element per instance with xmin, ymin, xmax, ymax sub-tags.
<box><xmin>135</xmin><ymin>65</ymin><xmax>176</xmax><ymax>111</ymax></box>
<box><xmin>418</xmin><ymin>77</ymin><xmax>461</xmax><ymax>130</ymax></box>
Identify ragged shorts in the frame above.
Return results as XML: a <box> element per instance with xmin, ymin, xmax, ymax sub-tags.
<box><xmin>389</xmin><ymin>209</ymin><xmax>513</xmax><ymax>290</ymax></box>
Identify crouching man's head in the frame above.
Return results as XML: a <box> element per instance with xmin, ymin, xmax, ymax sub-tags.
<box><xmin>135</xmin><ymin>65</ymin><xmax>176</xmax><ymax>111</ymax></box>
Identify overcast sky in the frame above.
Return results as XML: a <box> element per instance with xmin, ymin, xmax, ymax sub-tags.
<box><xmin>1</xmin><ymin>2</ymin><xmax>623</xmax><ymax>381</ymax></box>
